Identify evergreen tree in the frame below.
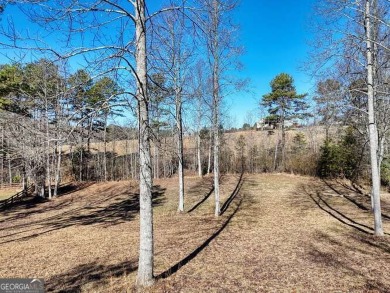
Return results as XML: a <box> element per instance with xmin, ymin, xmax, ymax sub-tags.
<box><xmin>261</xmin><ymin>73</ymin><xmax>308</xmax><ymax>171</ymax></box>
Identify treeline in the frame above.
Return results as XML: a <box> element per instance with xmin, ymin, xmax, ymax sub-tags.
<box><xmin>1</xmin><ymin>59</ymin><xmax>389</xmax><ymax>194</ymax></box>
<box><xmin>0</xmin><ymin>60</ymin><xmax>127</xmax><ymax>196</ymax></box>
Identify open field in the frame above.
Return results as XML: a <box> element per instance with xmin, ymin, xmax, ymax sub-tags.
<box><xmin>79</xmin><ymin>126</ymin><xmax>331</xmax><ymax>157</ymax></box>
<box><xmin>0</xmin><ymin>186</ymin><xmax>22</xmax><ymax>201</ymax></box>
<box><xmin>0</xmin><ymin>174</ymin><xmax>389</xmax><ymax>292</ymax></box>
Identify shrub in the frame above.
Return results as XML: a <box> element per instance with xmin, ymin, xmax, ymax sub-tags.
<box><xmin>381</xmin><ymin>158</ymin><xmax>390</xmax><ymax>187</ymax></box>
<box><xmin>317</xmin><ymin>127</ymin><xmax>363</xmax><ymax>180</ymax></box>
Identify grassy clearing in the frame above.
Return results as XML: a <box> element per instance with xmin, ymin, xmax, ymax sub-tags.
<box><xmin>0</xmin><ymin>187</ymin><xmax>22</xmax><ymax>201</ymax></box>
<box><xmin>0</xmin><ymin>174</ymin><xmax>389</xmax><ymax>292</ymax></box>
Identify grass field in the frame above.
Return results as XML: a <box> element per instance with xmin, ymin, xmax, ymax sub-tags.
<box><xmin>0</xmin><ymin>174</ymin><xmax>389</xmax><ymax>292</ymax></box>
<box><xmin>0</xmin><ymin>186</ymin><xmax>22</xmax><ymax>201</ymax></box>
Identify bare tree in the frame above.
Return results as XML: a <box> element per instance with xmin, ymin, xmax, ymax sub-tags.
<box><xmin>0</xmin><ymin>0</ymin><xmax>190</xmax><ymax>285</ymax></box>
<box><xmin>364</xmin><ymin>0</ymin><xmax>384</xmax><ymax>236</ymax></box>
<box><xmin>193</xmin><ymin>0</ymin><xmax>240</xmax><ymax>216</ymax></box>
<box><xmin>310</xmin><ymin>0</ymin><xmax>390</xmax><ymax>235</ymax></box>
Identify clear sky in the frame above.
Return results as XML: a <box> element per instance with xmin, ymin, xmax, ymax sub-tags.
<box><xmin>229</xmin><ymin>0</ymin><xmax>316</xmax><ymax>127</ymax></box>
<box><xmin>1</xmin><ymin>0</ymin><xmax>318</xmax><ymax>128</ymax></box>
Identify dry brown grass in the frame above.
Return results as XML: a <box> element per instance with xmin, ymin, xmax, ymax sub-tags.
<box><xmin>0</xmin><ymin>186</ymin><xmax>22</xmax><ymax>201</ymax></box>
<box><xmin>1</xmin><ymin>174</ymin><xmax>389</xmax><ymax>292</ymax></box>
<box><xmin>71</xmin><ymin>126</ymin><xmax>330</xmax><ymax>157</ymax></box>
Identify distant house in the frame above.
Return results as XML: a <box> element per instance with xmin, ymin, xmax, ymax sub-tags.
<box><xmin>256</xmin><ymin>118</ymin><xmax>299</xmax><ymax>130</ymax></box>
<box><xmin>256</xmin><ymin>118</ymin><xmax>275</xmax><ymax>130</ymax></box>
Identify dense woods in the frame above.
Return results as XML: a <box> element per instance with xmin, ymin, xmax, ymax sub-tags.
<box><xmin>0</xmin><ymin>0</ymin><xmax>389</xmax><ymax>289</ymax></box>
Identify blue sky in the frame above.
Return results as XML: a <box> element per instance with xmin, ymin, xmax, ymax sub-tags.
<box><xmin>1</xmin><ymin>0</ymin><xmax>318</xmax><ymax>128</ymax></box>
<box><xmin>229</xmin><ymin>0</ymin><xmax>316</xmax><ymax>127</ymax></box>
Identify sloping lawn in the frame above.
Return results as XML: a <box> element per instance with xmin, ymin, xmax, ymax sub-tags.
<box><xmin>0</xmin><ymin>174</ymin><xmax>389</xmax><ymax>292</ymax></box>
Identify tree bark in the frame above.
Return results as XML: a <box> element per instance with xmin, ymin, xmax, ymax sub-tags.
<box><xmin>365</xmin><ymin>0</ymin><xmax>383</xmax><ymax>236</ymax></box>
<box><xmin>53</xmin><ymin>143</ymin><xmax>62</xmax><ymax>197</ymax></box>
<box><xmin>212</xmin><ymin>0</ymin><xmax>220</xmax><ymax>217</ymax></box>
<box><xmin>197</xmin><ymin>133</ymin><xmax>202</xmax><ymax>177</ymax></box>
<box><xmin>207</xmin><ymin>130</ymin><xmax>212</xmax><ymax>175</ymax></box>
<box><xmin>103</xmin><ymin>114</ymin><xmax>108</xmax><ymax>181</ymax></box>
<box><xmin>46</xmin><ymin>100</ymin><xmax>52</xmax><ymax>200</ymax></box>
<box><xmin>1</xmin><ymin>127</ymin><xmax>3</xmax><ymax>187</ymax></box>
<box><xmin>281</xmin><ymin>113</ymin><xmax>286</xmax><ymax>171</ymax></box>
<box><xmin>8</xmin><ymin>153</ymin><xmax>11</xmax><ymax>186</ymax></box>
<box><xmin>176</xmin><ymin>87</ymin><xmax>184</xmax><ymax>212</ymax></box>
<box><xmin>135</xmin><ymin>0</ymin><xmax>154</xmax><ymax>286</ymax></box>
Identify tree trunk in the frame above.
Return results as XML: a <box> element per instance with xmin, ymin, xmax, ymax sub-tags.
<box><xmin>1</xmin><ymin>128</ymin><xmax>3</xmax><ymax>187</ymax></box>
<box><xmin>153</xmin><ymin>142</ymin><xmax>160</xmax><ymax>179</ymax></box>
<box><xmin>207</xmin><ymin>131</ymin><xmax>212</xmax><ymax>175</ymax></box>
<box><xmin>112</xmin><ymin>139</ymin><xmax>116</xmax><ymax>180</ymax></box>
<box><xmin>280</xmin><ymin>112</ymin><xmax>286</xmax><ymax>171</ymax></box>
<box><xmin>53</xmin><ymin>143</ymin><xmax>62</xmax><ymax>197</ymax></box>
<box><xmin>79</xmin><ymin>138</ymin><xmax>83</xmax><ymax>182</ymax></box>
<box><xmin>176</xmin><ymin>87</ymin><xmax>184</xmax><ymax>212</ymax></box>
<box><xmin>46</xmin><ymin>150</ymin><xmax>52</xmax><ymax>200</ymax></box>
<box><xmin>197</xmin><ymin>133</ymin><xmax>202</xmax><ymax>177</ymax></box>
<box><xmin>365</xmin><ymin>0</ymin><xmax>383</xmax><ymax>236</ymax></box>
<box><xmin>8</xmin><ymin>153</ymin><xmax>11</xmax><ymax>186</ymax></box>
<box><xmin>103</xmin><ymin>114</ymin><xmax>108</xmax><ymax>181</ymax></box>
<box><xmin>46</xmin><ymin>98</ymin><xmax>52</xmax><ymax>200</ymax></box>
<box><xmin>212</xmin><ymin>0</ymin><xmax>220</xmax><ymax>217</ymax></box>
<box><xmin>135</xmin><ymin>0</ymin><xmax>154</xmax><ymax>286</ymax></box>
<box><xmin>273</xmin><ymin>137</ymin><xmax>279</xmax><ymax>171</ymax></box>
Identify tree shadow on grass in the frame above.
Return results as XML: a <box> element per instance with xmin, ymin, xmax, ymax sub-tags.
<box><xmin>308</xmin><ymin>230</ymin><xmax>390</xmax><ymax>291</ymax></box>
<box><xmin>308</xmin><ymin>190</ymin><xmax>372</xmax><ymax>234</ymax></box>
<box><xmin>46</xmin><ymin>259</ymin><xmax>137</xmax><ymax>293</ymax></box>
<box><xmin>0</xmin><ymin>184</ymin><xmax>121</xmax><ymax>232</ymax></box>
<box><xmin>0</xmin><ymin>182</ymin><xmax>96</xmax><ymax>220</ymax></box>
<box><xmin>55</xmin><ymin>182</ymin><xmax>96</xmax><ymax>198</ymax></box>
<box><xmin>298</xmin><ymin>182</ymin><xmax>389</xmax><ymax>236</ymax></box>
<box><xmin>334</xmin><ymin>179</ymin><xmax>365</xmax><ymax>195</ymax></box>
<box><xmin>157</xmin><ymin>194</ymin><xmax>244</xmax><ymax>279</ymax></box>
<box><xmin>0</xmin><ymin>186</ymin><xmax>166</xmax><ymax>245</ymax></box>
<box><xmin>64</xmin><ymin>185</ymin><xmax>166</xmax><ymax>227</ymax></box>
<box><xmin>323</xmin><ymin>179</ymin><xmax>390</xmax><ymax>220</ymax></box>
<box><xmin>187</xmin><ymin>176</ymin><xmax>222</xmax><ymax>213</ymax></box>
<box><xmin>187</xmin><ymin>186</ymin><xmax>214</xmax><ymax>213</ymax></box>
<box><xmin>220</xmin><ymin>172</ymin><xmax>244</xmax><ymax>215</ymax></box>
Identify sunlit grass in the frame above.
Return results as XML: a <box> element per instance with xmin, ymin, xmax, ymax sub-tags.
<box><xmin>0</xmin><ymin>174</ymin><xmax>389</xmax><ymax>292</ymax></box>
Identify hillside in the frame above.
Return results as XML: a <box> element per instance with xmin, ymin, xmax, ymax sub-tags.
<box><xmin>1</xmin><ymin>174</ymin><xmax>389</xmax><ymax>292</ymax></box>
<box><xmin>83</xmin><ymin>126</ymin><xmax>331</xmax><ymax>156</ymax></box>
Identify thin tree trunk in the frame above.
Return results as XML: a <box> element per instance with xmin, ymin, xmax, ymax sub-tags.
<box><xmin>135</xmin><ymin>0</ymin><xmax>154</xmax><ymax>286</ymax></box>
<box><xmin>153</xmin><ymin>142</ymin><xmax>159</xmax><ymax>179</ymax></box>
<box><xmin>131</xmin><ymin>152</ymin><xmax>134</xmax><ymax>179</ymax></box>
<box><xmin>273</xmin><ymin>137</ymin><xmax>279</xmax><ymax>171</ymax></box>
<box><xmin>40</xmin><ymin>181</ymin><xmax>45</xmax><ymax>198</ymax></box>
<box><xmin>46</xmin><ymin>150</ymin><xmax>52</xmax><ymax>199</ymax></box>
<box><xmin>280</xmin><ymin>113</ymin><xmax>286</xmax><ymax>171</ymax></box>
<box><xmin>197</xmin><ymin>133</ymin><xmax>202</xmax><ymax>177</ymax></box>
<box><xmin>79</xmin><ymin>135</ymin><xmax>83</xmax><ymax>182</ymax></box>
<box><xmin>112</xmin><ymin>139</ymin><xmax>116</xmax><ymax>180</ymax></box>
<box><xmin>44</xmin><ymin>95</ymin><xmax>52</xmax><ymax>199</ymax></box>
<box><xmin>1</xmin><ymin>128</ymin><xmax>3</xmax><ymax>187</ymax></box>
<box><xmin>54</xmin><ymin>143</ymin><xmax>62</xmax><ymax>197</ymax></box>
<box><xmin>365</xmin><ymin>0</ymin><xmax>383</xmax><ymax>236</ymax></box>
<box><xmin>207</xmin><ymin>130</ymin><xmax>212</xmax><ymax>174</ymax></box>
<box><xmin>212</xmin><ymin>0</ymin><xmax>220</xmax><ymax>217</ymax></box>
<box><xmin>8</xmin><ymin>153</ymin><xmax>11</xmax><ymax>186</ymax></box>
<box><xmin>103</xmin><ymin>114</ymin><xmax>108</xmax><ymax>181</ymax></box>
<box><xmin>176</xmin><ymin>88</ymin><xmax>184</xmax><ymax>212</ymax></box>
<box><xmin>125</xmin><ymin>138</ymin><xmax>130</xmax><ymax>180</ymax></box>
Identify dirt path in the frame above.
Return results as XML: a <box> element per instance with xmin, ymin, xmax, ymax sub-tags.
<box><xmin>1</xmin><ymin>174</ymin><xmax>389</xmax><ymax>292</ymax></box>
